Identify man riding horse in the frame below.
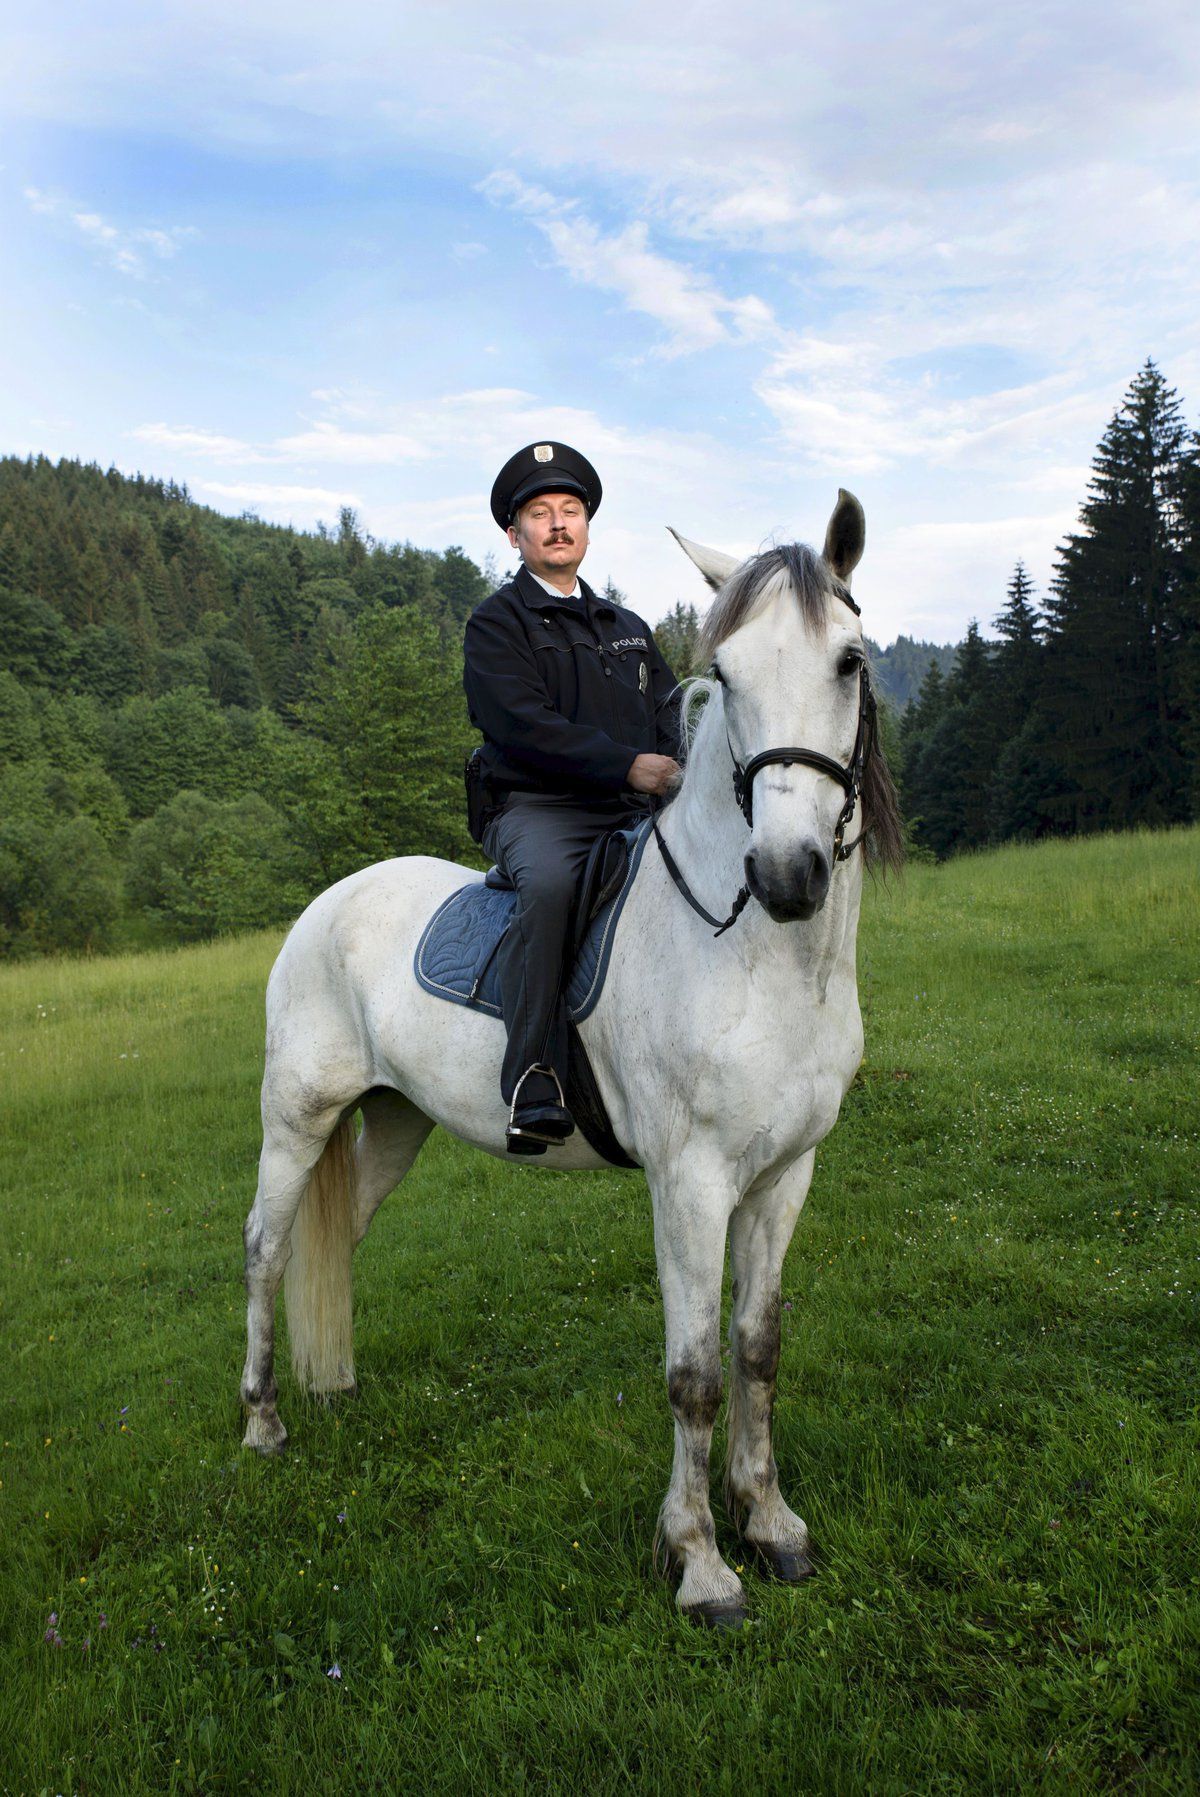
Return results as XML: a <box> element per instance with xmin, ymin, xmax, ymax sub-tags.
<box><xmin>463</xmin><ymin>442</ymin><xmax>682</xmax><ymax>1154</ymax></box>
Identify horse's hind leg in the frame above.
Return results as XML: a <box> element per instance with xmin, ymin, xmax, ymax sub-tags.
<box><xmin>352</xmin><ymin>1087</ymin><xmax>435</xmax><ymax>1245</ymax></box>
<box><xmin>724</xmin><ymin>1150</ymin><xmax>814</xmax><ymax>1578</ymax></box>
<box><xmin>241</xmin><ymin>1114</ymin><xmax>341</xmax><ymax>1454</ymax></box>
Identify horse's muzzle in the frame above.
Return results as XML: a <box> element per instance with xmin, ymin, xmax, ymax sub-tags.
<box><xmin>744</xmin><ymin>843</ymin><xmax>831</xmax><ymax>922</ymax></box>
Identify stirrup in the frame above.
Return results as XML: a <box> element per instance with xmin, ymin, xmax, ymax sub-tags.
<box><xmin>509</xmin><ymin>1062</ymin><xmax>567</xmax><ymax>1116</ymax></box>
<box><xmin>506</xmin><ymin>1063</ymin><xmax>572</xmax><ymax>1147</ymax></box>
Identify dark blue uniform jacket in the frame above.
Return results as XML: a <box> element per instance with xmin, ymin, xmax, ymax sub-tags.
<box><xmin>463</xmin><ymin>565</ymin><xmax>682</xmax><ymax>804</ymax></box>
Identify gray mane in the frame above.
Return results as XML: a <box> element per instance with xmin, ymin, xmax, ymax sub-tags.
<box><xmin>698</xmin><ymin>543</ymin><xmax>850</xmax><ymax>662</ymax></box>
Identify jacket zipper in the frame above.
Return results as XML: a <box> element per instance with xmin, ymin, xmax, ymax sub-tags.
<box><xmin>593</xmin><ymin>626</ymin><xmax>621</xmax><ymax>738</ymax></box>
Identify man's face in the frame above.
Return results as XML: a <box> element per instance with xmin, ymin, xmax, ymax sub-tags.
<box><xmin>508</xmin><ymin>490</ymin><xmax>590</xmax><ymax>585</ymax></box>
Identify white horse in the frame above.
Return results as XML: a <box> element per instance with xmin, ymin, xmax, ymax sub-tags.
<box><xmin>240</xmin><ymin>491</ymin><xmax>903</xmax><ymax>1628</ymax></box>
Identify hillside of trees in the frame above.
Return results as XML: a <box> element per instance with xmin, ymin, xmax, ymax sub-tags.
<box><xmin>0</xmin><ymin>461</ymin><xmax>492</xmax><ymax>956</ymax></box>
<box><xmin>2</xmin><ymin>359</ymin><xmax>1197</xmax><ymax>958</ymax></box>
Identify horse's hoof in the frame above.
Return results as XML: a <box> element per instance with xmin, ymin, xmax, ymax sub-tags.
<box><xmin>242</xmin><ymin>1411</ymin><xmax>289</xmax><ymax>1455</ymax></box>
<box><xmin>681</xmin><ymin>1598</ymin><xmax>748</xmax><ymax>1631</ymax></box>
<box><xmin>753</xmin><ymin>1542</ymin><xmax>814</xmax><ymax>1583</ymax></box>
<box><xmin>251</xmin><ymin>1433</ymin><xmax>288</xmax><ymax>1457</ymax></box>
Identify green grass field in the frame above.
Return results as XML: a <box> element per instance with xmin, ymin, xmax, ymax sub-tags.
<box><xmin>2</xmin><ymin>829</ymin><xmax>1197</xmax><ymax>1794</ymax></box>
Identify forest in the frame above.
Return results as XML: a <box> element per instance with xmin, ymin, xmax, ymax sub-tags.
<box><xmin>1</xmin><ymin>359</ymin><xmax>1196</xmax><ymax>957</ymax></box>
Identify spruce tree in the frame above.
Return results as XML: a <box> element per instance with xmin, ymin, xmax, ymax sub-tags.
<box><xmin>991</xmin><ymin>561</ymin><xmax>1043</xmax><ymax>740</ymax></box>
<box><xmin>946</xmin><ymin>621</ymin><xmax>1002</xmax><ymax>848</ymax></box>
<box><xmin>899</xmin><ymin>659</ymin><xmax>946</xmax><ymax>851</ymax></box>
<box><xmin>1042</xmin><ymin>361</ymin><xmax>1195</xmax><ymax>832</ymax></box>
<box><xmin>1176</xmin><ymin>432</ymin><xmax>1200</xmax><ymax>813</ymax></box>
<box><xmin>654</xmin><ymin>602</ymin><xmax>701</xmax><ymax>676</ymax></box>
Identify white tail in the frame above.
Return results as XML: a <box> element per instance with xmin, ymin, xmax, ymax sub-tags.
<box><xmin>285</xmin><ymin>1115</ymin><xmax>357</xmax><ymax>1394</ymax></box>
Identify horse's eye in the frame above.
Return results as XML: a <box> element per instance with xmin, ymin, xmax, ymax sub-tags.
<box><xmin>709</xmin><ymin>662</ymin><xmax>726</xmax><ymax>685</ymax></box>
<box><xmin>837</xmin><ymin>651</ymin><xmax>864</xmax><ymax>678</ymax></box>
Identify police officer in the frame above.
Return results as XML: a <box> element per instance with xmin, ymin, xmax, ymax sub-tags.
<box><xmin>463</xmin><ymin>442</ymin><xmax>681</xmax><ymax>1154</ymax></box>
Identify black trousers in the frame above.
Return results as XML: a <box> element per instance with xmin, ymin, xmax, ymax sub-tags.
<box><xmin>482</xmin><ymin>793</ymin><xmax>641</xmax><ymax>1107</ymax></box>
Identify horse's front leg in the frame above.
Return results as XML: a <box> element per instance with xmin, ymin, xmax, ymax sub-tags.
<box><xmin>651</xmin><ymin>1171</ymin><xmax>745</xmax><ymax>1627</ymax></box>
<box><xmin>725</xmin><ymin>1149</ymin><xmax>815</xmax><ymax>1580</ymax></box>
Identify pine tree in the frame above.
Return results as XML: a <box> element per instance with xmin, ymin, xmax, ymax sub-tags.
<box><xmin>0</xmin><ymin>521</ymin><xmax>32</xmax><ymax>591</ymax></box>
<box><xmin>899</xmin><ymin>660</ymin><xmax>946</xmax><ymax>850</ymax></box>
<box><xmin>1042</xmin><ymin>362</ymin><xmax>1195</xmax><ymax>831</ymax></box>
<box><xmin>437</xmin><ymin>547</ymin><xmax>489</xmax><ymax>626</ymax></box>
<box><xmin>1176</xmin><ymin>434</ymin><xmax>1200</xmax><ymax>813</ymax></box>
<box><xmin>338</xmin><ymin>506</ymin><xmax>368</xmax><ymax>572</ymax></box>
<box><xmin>946</xmin><ymin>621</ymin><xmax>1002</xmax><ymax>848</ymax></box>
<box><xmin>264</xmin><ymin>602</ymin><xmax>475</xmax><ymax>882</ymax></box>
<box><xmin>654</xmin><ymin>602</ymin><xmax>701</xmax><ymax>676</ymax></box>
<box><xmin>991</xmin><ymin>561</ymin><xmax>1043</xmax><ymax>739</ymax></box>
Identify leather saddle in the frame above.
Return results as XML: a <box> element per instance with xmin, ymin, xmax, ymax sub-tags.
<box><xmin>482</xmin><ymin>825</ymin><xmax>633</xmax><ymax>961</ymax></box>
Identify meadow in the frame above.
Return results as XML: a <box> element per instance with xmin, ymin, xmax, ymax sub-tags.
<box><xmin>1</xmin><ymin>829</ymin><xmax>1197</xmax><ymax>1794</ymax></box>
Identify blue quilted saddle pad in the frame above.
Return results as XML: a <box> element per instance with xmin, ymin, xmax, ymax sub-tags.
<box><xmin>414</xmin><ymin>818</ymin><xmax>651</xmax><ymax>1024</ymax></box>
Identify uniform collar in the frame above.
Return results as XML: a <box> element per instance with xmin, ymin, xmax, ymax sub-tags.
<box><xmin>527</xmin><ymin>567</ymin><xmax>582</xmax><ymax>602</ymax></box>
<box><xmin>515</xmin><ymin>563</ymin><xmax>613</xmax><ymax>617</ymax></box>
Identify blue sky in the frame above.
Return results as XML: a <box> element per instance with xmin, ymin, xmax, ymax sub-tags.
<box><xmin>3</xmin><ymin>2</ymin><xmax>1199</xmax><ymax>644</ymax></box>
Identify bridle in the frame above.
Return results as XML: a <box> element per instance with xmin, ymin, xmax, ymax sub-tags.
<box><xmin>729</xmin><ymin>657</ymin><xmax>876</xmax><ymax>858</ymax></box>
<box><xmin>651</xmin><ymin>654</ymin><xmax>878</xmax><ymax>938</ymax></box>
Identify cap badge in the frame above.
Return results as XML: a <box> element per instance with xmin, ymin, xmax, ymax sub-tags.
<box><xmin>534</xmin><ymin>444</ymin><xmax>554</xmax><ymax>463</ymax></box>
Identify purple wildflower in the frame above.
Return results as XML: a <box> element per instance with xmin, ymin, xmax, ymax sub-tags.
<box><xmin>98</xmin><ymin>1612</ymin><xmax>108</xmax><ymax>1630</ymax></box>
<box><xmin>82</xmin><ymin>1637</ymin><xmax>91</xmax><ymax>1653</ymax></box>
<box><xmin>336</xmin><ymin>1511</ymin><xmax>347</xmax><ymax>1523</ymax></box>
<box><xmin>48</xmin><ymin>1612</ymin><xmax>57</xmax><ymax>1626</ymax></box>
<box><xmin>616</xmin><ymin>1392</ymin><xmax>623</xmax><ymax>1407</ymax></box>
<box><xmin>327</xmin><ymin>1662</ymin><xmax>342</xmax><ymax>1680</ymax></box>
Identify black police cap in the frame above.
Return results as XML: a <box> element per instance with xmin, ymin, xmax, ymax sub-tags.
<box><xmin>490</xmin><ymin>442</ymin><xmax>603</xmax><ymax>530</ymax></box>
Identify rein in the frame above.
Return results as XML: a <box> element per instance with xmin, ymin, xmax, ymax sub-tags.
<box><xmin>652</xmin><ymin>662</ymin><xmax>877</xmax><ymax>939</ymax></box>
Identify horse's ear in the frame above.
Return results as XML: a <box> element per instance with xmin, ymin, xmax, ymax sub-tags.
<box><xmin>823</xmin><ymin>489</ymin><xmax>866</xmax><ymax>586</ymax></box>
<box><xmin>667</xmin><ymin>527</ymin><xmax>740</xmax><ymax>592</ymax></box>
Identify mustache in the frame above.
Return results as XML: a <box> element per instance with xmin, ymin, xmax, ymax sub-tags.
<box><xmin>545</xmin><ymin>533</ymin><xmax>574</xmax><ymax>544</ymax></box>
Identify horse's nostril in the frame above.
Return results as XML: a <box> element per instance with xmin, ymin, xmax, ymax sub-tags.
<box><xmin>790</xmin><ymin>847</ymin><xmax>829</xmax><ymax>906</ymax></box>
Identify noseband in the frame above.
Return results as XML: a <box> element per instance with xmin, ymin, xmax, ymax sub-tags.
<box><xmin>652</xmin><ymin>659</ymin><xmax>877</xmax><ymax>937</ymax></box>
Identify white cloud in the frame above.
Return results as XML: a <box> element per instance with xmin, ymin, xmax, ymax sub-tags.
<box><xmin>754</xmin><ymin>353</ymin><xmax>1117</xmax><ymax>479</ymax></box>
<box><xmin>194</xmin><ymin>479</ymin><xmax>362</xmax><ymax>518</ymax></box>
<box><xmin>480</xmin><ymin>170</ymin><xmax>778</xmax><ymax>357</ymax></box>
<box><xmin>24</xmin><ymin>185</ymin><xmax>197</xmax><ymax>277</ymax></box>
<box><xmin>879</xmin><ymin>510</ymin><xmax>1077</xmax><ymax>639</ymax></box>
<box><xmin>129</xmin><ymin>417</ymin><xmax>429</xmax><ymax>468</ymax></box>
<box><xmin>274</xmin><ymin>421</ymin><xmax>430</xmax><ymax>464</ymax></box>
<box><xmin>131</xmin><ymin>422</ymin><xmax>262</xmax><ymax>459</ymax></box>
